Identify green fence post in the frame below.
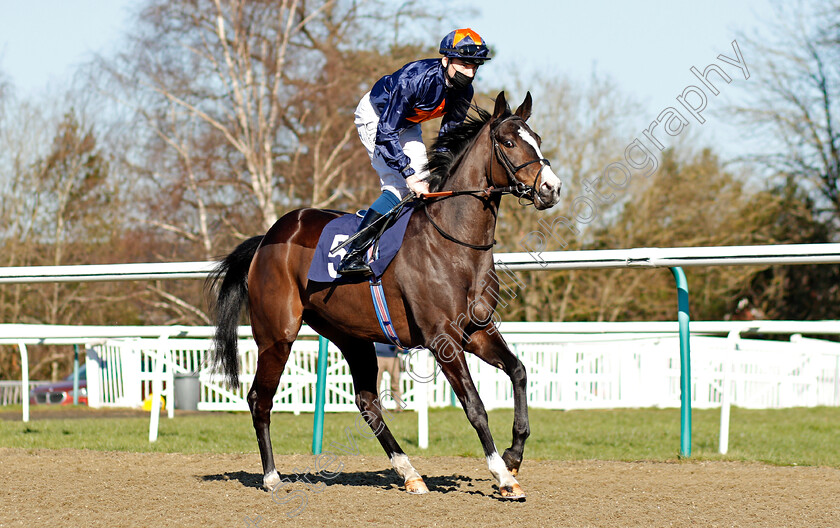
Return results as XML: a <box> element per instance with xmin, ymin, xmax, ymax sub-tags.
<box><xmin>312</xmin><ymin>336</ymin><xmax>329</xmax><ymax>454</ymax></box>
<box><xmin>670</xmin><ymin>266</ymin><xmax>692</xmax><ymax>457</ymax></box>
<box><xmin>72</xmin><ymin>344</ymin><xmax>80</xmax><ymax>405</ymax></box>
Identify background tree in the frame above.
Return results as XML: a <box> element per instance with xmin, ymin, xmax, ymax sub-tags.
<box><xmin>586</xmin><ymin>148</ymin><xmax>775</xmax><ymax>321</ymax></box>
<box><xmin>86</xmin><ymin>0</ymin><xmax>454</xmax><ymax>326</ymax></box>
<box><xmin>491</xmin><ymin>73</ymin><xmax>644</xmax><ymax>321</ymax></box>
<box><xmin>728</xmin><ymin>0</ymin><xmax>840</xmax><ymax>318</ymax></box>
<box><xmin>98</xmin><ymin>0</ymin><xmax>448</xmax><ymax>249</ymax></box>
<box><xmin>0</xmin><ymin>100</ymin><xmax>139</xmax><ymax>379</ymax></box>
<box><xmin>741</xmin><ymin>177</ymin><xmax>840</xmax><ymax>319</ymax></box>
<box><xmin>32</xmin><ymin>110</ymin><xmax>115</xmax><ymax>323</ymax></box>
<box><xmin>731</xmin><ymin>0</ymin><xmax>840</xmax><ymax>229</ymax></box>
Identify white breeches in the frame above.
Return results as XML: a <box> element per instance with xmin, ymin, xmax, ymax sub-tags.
<box><xmin>354</xmin><ymin>92</ymin><xmax>430</xmax><ymax>200</ymax></box>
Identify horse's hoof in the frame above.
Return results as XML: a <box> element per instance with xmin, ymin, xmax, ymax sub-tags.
<box><xmin>263</xmin><ymin>471</ymin><xmax>281</xmax><ymax>491</ymax></box>
<box><xmin>499</xmin><ymin>483</ymin><xmax>526</xmax><ymax>500</ymax></box>
<box><xmin>405</xmin><ymin>477</ymin><xmax>429</xmax><ymax>494</ymax></box>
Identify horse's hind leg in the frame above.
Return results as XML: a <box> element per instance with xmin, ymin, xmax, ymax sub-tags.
<box><xmin>246</xmin><ymin>241</ymin><xmax>305</xmax><ymax>490</ymax></box>
<box><xmin>333</xmin><ymin>335</ymin><xmax>429</xmax><ymax>494</ymax></box>
<box><xmin>464</xmin><ymin>328</ymin><xmax>529</xmax><ymax>476</ymax></box>
<box><xmin>248</xmin><ymin>341</ymin><xmax>293</xmax><ymax>490</ymax></box>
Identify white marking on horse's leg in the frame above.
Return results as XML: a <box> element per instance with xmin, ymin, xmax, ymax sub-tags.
<box><xmin>488</xmin><ymin>450</ymin><xmax>525</xmax><ymax>498</ymax></box>
<box><xmin>264</xmin><ymin>469</ymin><xmax>281</xmax><ymax>490</ymax></box>
<box><xmin>391</xmin><ymin>453</ymin><xmax>428</xmax><ymax>494</ymax></box>
<box><xmin>390</xmin><ymin>453</ymin><xmax>422</xmax><ymax>482</ymax></box>
<box><xmin>487</xmin><ymin>450</ymin><xmax>518</xmax><ymax>488</ymax></box>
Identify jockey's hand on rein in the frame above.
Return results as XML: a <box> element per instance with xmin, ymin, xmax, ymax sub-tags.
<box><xmin>405</xmin><ymin>174</ymin><xmax>430</xmax><ymax>198</ymax></box>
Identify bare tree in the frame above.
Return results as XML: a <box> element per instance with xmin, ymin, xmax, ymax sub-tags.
<box><xmin>32</xmin><ymin>111</ymin><xmax>114</xmax><ymax>323</ymax></box>
<box><xmin>0</xmin><ymin>96</ymin><xmax>55</xmax><ymax>324</ymax></box>
<box><xmin>491</xmin><ymin>73</ymin><xmax>643</xmax><ymax>321</ymax></box>
<box><xmin>0</xmin><ymin>97</ymin><xmax>138</xmax><ymax>379</ymax></box>
<box><xmin>483</xmin><ymin>71</ymin><xmax>775</xmax><ymax>322</ymax></box>
<box><xmin>731</xmin><ymin>0</ymin><xmax>840</xmax><ymax>232</ymax></box>
<box><xmin>98</xmin><ymin>0</ymin><xmax>447</xmax><ymax>247</ymax></box>
<box><xmin>595</xmin><ymin>148</ymin><xmax>773</xmax><ymax>321</ymax></box>
<box><xmin>81</xmin><ymin>0</ymin><xmax>458</xmax><ymax>324</ymax></box>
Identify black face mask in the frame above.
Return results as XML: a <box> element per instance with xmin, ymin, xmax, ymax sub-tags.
<box><xmin>446</xmin><ymin>69</ymin><xmax>473</xmax><ymax>91</ymax></box>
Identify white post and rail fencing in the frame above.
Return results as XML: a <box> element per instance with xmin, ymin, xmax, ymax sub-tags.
<box><xmin>2</xmin><ymin>321</ymin><xmax>838</xmax><ymax>455</ymax></box>
<box><xmin>2</xmin><ymin>243</ymin><xmax>840</xmax><ymax>456</ymax></box>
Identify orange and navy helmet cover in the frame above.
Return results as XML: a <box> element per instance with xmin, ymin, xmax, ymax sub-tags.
<box><xmin>439</xmin><ymin>28</ymin><xmax>491</xmax><ymax>63</ymax></box>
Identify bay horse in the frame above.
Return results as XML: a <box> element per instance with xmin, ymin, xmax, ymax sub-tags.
<box><xmin>209</xmin><ymin>91</ymin><xmax>562</xmax><ymax>499</ymax></box>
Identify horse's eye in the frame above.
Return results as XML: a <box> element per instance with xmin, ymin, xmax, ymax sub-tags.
<box><xmin>503</xmin><ymin>140</ymin><xmax>514</xmax><ymax>148</ymax></box>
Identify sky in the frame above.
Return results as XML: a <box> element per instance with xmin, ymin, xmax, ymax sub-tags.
<box><xmin>469</xmin><ymin>0</ymin><xmax>774</xmax><ymax>160</ymax></box>
<box><xmin>473</xmin><ymin>1</ymin><xmax>767</xmax><ymax>104</ymax></box>
<box><xmin>0</xmin><ymin>0</ymin><xmax>135</xmax><ymax>91</ymax></box>
<box><xmin>0</xmin><ymin>0</ymin><xmax>776</xmax><ymax>158</ymax></box>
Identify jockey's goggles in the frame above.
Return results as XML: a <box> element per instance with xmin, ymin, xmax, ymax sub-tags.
<box><xmin>441</xmin><ymin>45</ymin><xmax>490</xmax><ymax>64</ymax></box>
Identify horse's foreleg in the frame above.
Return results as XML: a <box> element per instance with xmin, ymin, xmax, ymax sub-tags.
<box><xmin>434</xmin><ymin>346</ymin><xmax>525</xmax><ymax>499</ymax></box>
<box><xmin>464</xmin><ymin>329</ymin><xmax>530</xmax><ymax>476</ymax></box>
<box><xmin>248</xmin><ymin>343</ymin><xmax>291</xmax><ymax>491</ymax></box>
<box><xmin>340</xmin><ymin>339</ymin><xmax>428</xmax><ymax>495</ymax></box>
<box><xmin>358</xmin><ymin>390</ymin><xmax>429</xmax><ymax>494</ymax></box>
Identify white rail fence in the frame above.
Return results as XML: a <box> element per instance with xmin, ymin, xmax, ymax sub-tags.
<box><xmin>80</xmin><ymin>327</ymin><xmax>840</xmax><ymax>413</ymax></box>
<box><xmin>0</xmin><ymin>380</ymin><xmax>49</xmax><ymax>405</ymax></box>
<box><xmin>5</xmin><ymin>322</ymin><xmax>838</xmax><ymax>413</ymax></box>
<box><xmin>6</xmin><ymin>320</ymin><xmax>839</xmax><ymax>453</ymax></box>
<box><xmin>1</xmin><ymin>243</ymin><xmax>838</xmax><ymax>281</ymax></box>
<box><xmin>3</xmin><ymin>243</ymin><xmax>840</xmax><ymax>451</ymax></box>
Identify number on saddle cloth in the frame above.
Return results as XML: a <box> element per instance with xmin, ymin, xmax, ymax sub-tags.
<box><xmin>307</xmin><ymin>205</ymin><xmax>416</xmax><ymax>283</ymax></box>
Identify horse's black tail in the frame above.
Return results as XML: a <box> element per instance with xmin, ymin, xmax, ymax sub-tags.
<box><xmin>206</xmin><ymin>235</ymin><xmax>264</xmax><ymax>390</ymax></box>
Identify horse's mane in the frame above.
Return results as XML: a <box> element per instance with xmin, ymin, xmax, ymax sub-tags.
<box><xmin>425</xmin><ymin>104</ymin><xmax>508</xmax><ymax>191</ymax></box>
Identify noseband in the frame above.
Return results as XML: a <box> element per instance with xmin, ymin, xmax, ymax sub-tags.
<box><xmin>420</xmin><ymin>115</ymin><xmax>551</xmax><ymax>250</ymax></box>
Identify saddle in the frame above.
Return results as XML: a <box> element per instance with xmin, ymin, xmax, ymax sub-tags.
<box><xmin>331</xmin><ymin>193</ymin><xmax>415</xmax><ymax>257</ymax></box>
<box><xmin>306</xmin><ymin>202</ymin><xmax>415</xmax><ymax>283</ymax></box>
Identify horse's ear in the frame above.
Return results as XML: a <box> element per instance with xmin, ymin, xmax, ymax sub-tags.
<box><xmin>514</xmin><ymin>91</ymin><xmax>532</xmax><ymax>121</ymax></box>
<box><xmin>492</xmin><ymin>91</ymin><xmax>507</xmax><ymax>119</ymax></box>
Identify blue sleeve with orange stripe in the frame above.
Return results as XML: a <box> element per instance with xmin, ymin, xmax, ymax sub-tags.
<box><xmin>374</xmin><ymin>77</ymin><xmax>416</xmax><ymax>176</ymax></box>
<box><xmin>369</xmin><ymin>58</ymin><xmax>472</xmax><ymax>178</ymax></box>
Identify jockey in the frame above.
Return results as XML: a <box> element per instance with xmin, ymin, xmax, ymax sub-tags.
<box><xmin>337</xmin><ymin>28</ymin><xmax>492</xmax><ymax>276</ymax></box>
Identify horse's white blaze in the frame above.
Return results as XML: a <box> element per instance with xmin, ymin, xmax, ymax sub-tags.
<box><xmin>540</xmin><ymin>164</ymin><xmax>561</xmax><ymax>188</ymax></box>
<box><xmin>486</xmin><ymin>451</ymin><xmax>518</xmax><ymax>488</ymax></box>
<box><xmin>390</xmin><ymin>453</ymin><xmax>422</xmax><ymax>482</ymax></box>
<box><xmin>517</xmin><ymin>127</ymin><xmax>545</xmax><ymax>158</ymax></box>
<box><xmin>517</xmin><ymin>127</ymin><xmax>561</xmax><ymax>189</ymax></box>
<box><xmin>264</xmin><ymin>469</ymin><xmax>281</xmax><ymax>490</ymax></box>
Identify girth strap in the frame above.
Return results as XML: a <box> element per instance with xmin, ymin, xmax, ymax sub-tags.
<box><xmin>369</xmin><ymin>278</ymin><xmax>404</xmax><ymax>348</ymax></box>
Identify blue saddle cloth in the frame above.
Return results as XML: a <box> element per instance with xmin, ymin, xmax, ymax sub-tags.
<box><xmin>307</xmin><ymin>206</ymin><xmax>414</xmax><ymax>283</ymax></box>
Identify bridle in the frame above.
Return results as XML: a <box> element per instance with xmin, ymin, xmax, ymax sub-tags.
<box><xmin>490</xmin><ymin>116</ymin><xmax>551</xmax><ymax>203</ymax></box>
<box><xmin>421</xmin><ymin>115</ymin><xmax>551</xmax><ymax>250</ymax></box>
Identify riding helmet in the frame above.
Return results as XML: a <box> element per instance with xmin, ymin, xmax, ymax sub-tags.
<box><xmin>439</xmin><ymin>28</ymin><xmax>492</xmax><ymax>64</ymax></box>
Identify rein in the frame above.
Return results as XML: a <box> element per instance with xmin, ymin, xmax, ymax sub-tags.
<box><xmin>419</xmin><ymin>116</ymin><xmax>551</xmax><ymax>250</ymax></box>
<box><xmin>420</xmin><ymin>186</ymin><xmax>510</xmax><ymax>251</ymax></box>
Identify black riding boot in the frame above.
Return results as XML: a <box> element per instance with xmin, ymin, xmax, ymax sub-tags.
<box><xmin>337</xmin><ymin>209</ymin><xmax>385</xmax><ymax>276</ymax></box>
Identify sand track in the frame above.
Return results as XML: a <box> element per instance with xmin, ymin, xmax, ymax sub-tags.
<box><xmin>2</xmin><ymin>448</ymin><xmax>839</xmax><ymax>527</ymax></box>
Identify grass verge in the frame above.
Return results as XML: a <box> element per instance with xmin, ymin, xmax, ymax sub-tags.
<box><xmin>1</xmin><ymin>405</ymin><xmax>838</xmax><ymax>467</ymax></box>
